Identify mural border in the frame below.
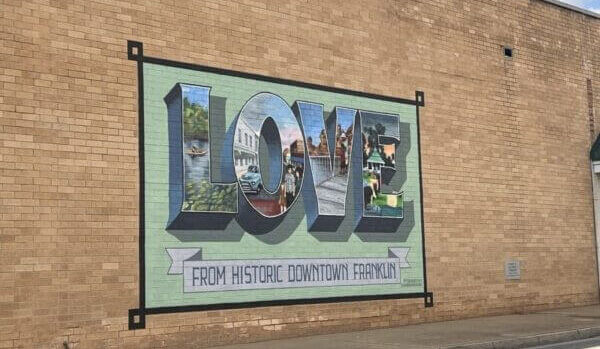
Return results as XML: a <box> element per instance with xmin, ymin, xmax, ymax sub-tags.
<box><xmin>126</xmin><ymin>40</ymin><xmax>432</xmax><ymax>330</ymax></box>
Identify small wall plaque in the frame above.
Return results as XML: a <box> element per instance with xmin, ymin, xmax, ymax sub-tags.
<box><xmin>505</xmin><ymin>260</ymin><xmax>521</xmax><ymax>280</ymax></box>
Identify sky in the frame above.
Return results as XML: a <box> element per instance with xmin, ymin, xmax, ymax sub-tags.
<box><xmin>297</xmin><ymin>104</ymin><xmax>356</xmax><ymax>148</ymax></box>
<box><xmin>559</xmin><ymin>0</ymin><xmax>600</xmax><ymax>14</ymax></box>
<box><xmin>237</xmin><ymin>93</ymin><xmax>303</xmax><ymax>150</ymax></box>
<box><xmin>298</xmin><ymin>102</ymin><xmax>325</xmax><ymax>146</ymax></box>
<box><xmin>182</xmin><ymin>84</ymin><xmax>209</xmax><ymax>108</ymax></box>
<box><xmin>360</xmin><ymin>111</ymin><xmax>399</xmax><ymax>139</ymax></box>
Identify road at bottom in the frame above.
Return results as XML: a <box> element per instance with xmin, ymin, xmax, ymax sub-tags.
<box><xmin>530</xmin><ymin>336</ymin><xmax>600</xmax><ymax>349</ymax></box>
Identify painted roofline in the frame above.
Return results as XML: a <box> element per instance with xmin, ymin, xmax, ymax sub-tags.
<box><xmin>541</xmin><ymin>0</ymin><xmax>600</xmax><ymax>19</ymax></box>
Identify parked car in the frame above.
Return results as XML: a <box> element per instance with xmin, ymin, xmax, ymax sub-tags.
<box><xmin>240</xmin><ymin>165</ymin><xmax>262</xmax><ymax>194</ymax></box>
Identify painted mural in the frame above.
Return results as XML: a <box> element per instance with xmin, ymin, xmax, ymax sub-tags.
<box><xmin>360</xmin><ymin>111</ymin><xmax>403</xmax><ymax>218</ymax></box>
<box><xmin>297</xmin><ymin>103</ymin><xmax>355</xmax><ymax>218</ymax></box>
<box><xmin>177</xmin><ymin>84</ymin><xmax>237</xmax><ymax>213</ymax></box>
<box><xmin>141</xmin><ymin>55</ymin><xmax>426</xmax><ymax>312</ymax></box>
<box><xmin>233</xmin><ymin>93</ymin><xmax>305</xmax><ymax>217</ymax></box>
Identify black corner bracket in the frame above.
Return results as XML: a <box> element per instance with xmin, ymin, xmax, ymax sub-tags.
<box><xmin>127</xmin><ymin>40</ymin><xmax>143</xmax><ymax>61</ymax></box>
<box><xmin>416</xmin><ymin>91</ymin><xmax>425</xmax><ymax>107</ymax></box>
<box><xmin>128</xmin><ymin>308</ymin><xmax>146</xmax><ymax>330</ymax></box>
<box><xmin>424</xmin><ymin>292</ymin><xmax>434</xmax><ymax>308</ymax></box>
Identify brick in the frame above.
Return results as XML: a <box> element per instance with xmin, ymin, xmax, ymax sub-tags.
<box><xmin>1</xmin><ymin>0</ymin><xmax>599</xmax><ymax>348</ymax></box>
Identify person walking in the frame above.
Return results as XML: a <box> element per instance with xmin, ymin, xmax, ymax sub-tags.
<box><xmin>278</xmin><ymin>183</ymin><xmax>286</xmax><ymax>213</ymax></box>
<box><xmin>284</xmin><ymin>166</ymin><xmax>296</xmax><ymax>208</ymax></box>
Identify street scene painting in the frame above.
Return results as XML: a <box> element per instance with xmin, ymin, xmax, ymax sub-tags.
<box><xmin>233</xmin><ymin>93</ymin><xmax>305</xmax><ymax>217</ymax></box>
<box><xmin>298</xmin><ymin>103</ymin><xmax>355</xmax><ymax>216</ymax></box>
<box><xmin>360</xmin><ymin>111</ymin><xmax>404</xmax><ymax>218</ymax></box>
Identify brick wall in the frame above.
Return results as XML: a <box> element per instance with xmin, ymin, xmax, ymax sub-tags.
<box><xmin>1</xmin><ymin>0</ymin><xmax>599</xmax><ymax>348</ymax></box>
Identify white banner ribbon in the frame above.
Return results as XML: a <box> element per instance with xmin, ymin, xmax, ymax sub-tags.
<box><xmin>166</xmin><ymin>247</ymin><xmax>411</xmax><ymax>293</ymax></box>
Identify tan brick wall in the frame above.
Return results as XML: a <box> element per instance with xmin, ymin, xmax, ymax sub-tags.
<box><xmin>1</xmin><ymin>0</ymin><xmax>599</xmax><ymax>348</ymax></box>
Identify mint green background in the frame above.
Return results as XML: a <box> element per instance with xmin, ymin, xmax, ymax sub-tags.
<box><xmin>144</xmin><ymin>63</ymin><xmax>424</xmax><ymax>307</ymax></box>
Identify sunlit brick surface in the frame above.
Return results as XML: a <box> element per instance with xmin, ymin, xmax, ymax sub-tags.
<box><xmin>1</xmin><ymin>0</ymin><xmax>599</xmax><ymax>347</ymax></box>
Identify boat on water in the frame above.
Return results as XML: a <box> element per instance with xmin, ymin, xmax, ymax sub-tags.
<box><xmin>186</xmin><ymin>146</ymin><xmax>207</xmax><ymax>157</ymax></box>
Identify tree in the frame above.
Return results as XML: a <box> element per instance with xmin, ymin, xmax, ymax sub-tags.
<box><xmin>183</xmin><ymin>97</ymin><xmax>209</xmax><ymax>141</ymax></box>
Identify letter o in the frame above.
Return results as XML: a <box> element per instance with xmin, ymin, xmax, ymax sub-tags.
<box><xmin>233</xmin><ymin>93</ymin><xmax>305</xmax><ymax>217</ymax></box>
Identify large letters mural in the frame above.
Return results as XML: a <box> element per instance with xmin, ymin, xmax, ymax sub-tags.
<box><xmin>127</xmin><ymin>41</ymin><xmax>430</xmax><ymax>329</ymax></box>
